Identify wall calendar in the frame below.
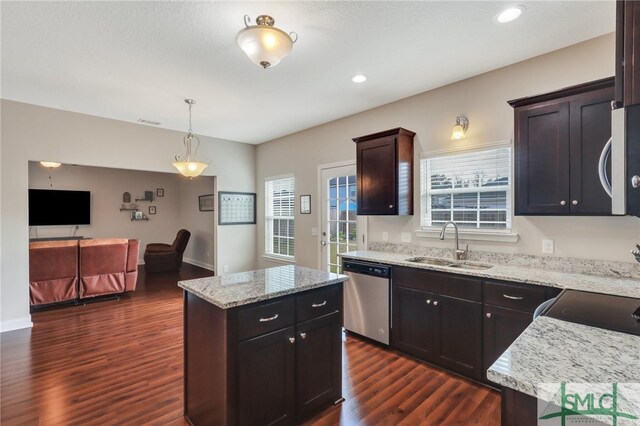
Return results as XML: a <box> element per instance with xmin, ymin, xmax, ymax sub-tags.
<box><xmin>218</xmin><ymin>192</ymin><xmax>256</xmax><ymax>225</ymax></box>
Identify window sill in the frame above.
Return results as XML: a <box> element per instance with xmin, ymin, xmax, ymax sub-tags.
<box><xmin>414</xmin><ymin>229</ymin><xmax>519</xmax><ymax>243</ymax></box>
<box><xmin>262</xmin><ymin>254</ymin><xmax>296</xmax><ymax>264</ymax></box>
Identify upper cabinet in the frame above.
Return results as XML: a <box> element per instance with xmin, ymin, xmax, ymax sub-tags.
<box><xmin>352</xmin><ymin>128</ymin><xmax>415</xmax><ymax>215</ymax></box>
<box><xmin>616</xmin><ymin>0</ymin><xmax>640</xmax><ymax>108</ymax></box>
<box><xmin>509</xmin><ymin>78</ymin><xmax>614</xmax><ymax>216</ymax></box>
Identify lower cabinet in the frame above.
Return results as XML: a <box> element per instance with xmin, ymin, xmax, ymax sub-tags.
<box><xmin>238</xmin><ymin>327</ymin><xmax>296</xmax><ymax>426</ymax></box>
<box><xmin>391</xmin><ymin>267</ymin><xmax>483</xmax><ymax>380</ymax></box>
<box><xmin>184</xmin><ymin>284</ymin><xmax>343</xmax><ymax>426</ymax></box>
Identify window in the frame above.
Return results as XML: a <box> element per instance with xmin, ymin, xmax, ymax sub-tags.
<box><xmin>421</xmin><ymin>147</ymin><xmax>512</xmax><ymax>230</ymax></box>
<box><xmin>265</xmin><ymin>176</ymin><xmax>295</xmax><ymax>258</ymax></box>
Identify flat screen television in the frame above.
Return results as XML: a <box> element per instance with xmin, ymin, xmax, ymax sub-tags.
<box><xmin>29</xmin><ymin>189</ymin><xmax>91</xmax><ymax>226</ymax></box>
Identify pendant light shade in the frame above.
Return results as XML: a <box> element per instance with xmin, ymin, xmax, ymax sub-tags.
<box><xmin>236</xmin><ymin>15</ymin><xmax>297</xmax><ymax>69</ymax></box>
<box><xmin>173</xmin><ymin>99</ymin><xmax>210</xmax><ymax>178</ymax></box>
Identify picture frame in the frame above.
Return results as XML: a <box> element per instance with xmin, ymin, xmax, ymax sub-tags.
<box><xmin>199</xmin><ymin>194</ymin><xmax>215</xmax><ymax>212</ymax></box>
<box><xmin>156</xmin><ymin>188</ymin><xmax>164</xmax><ymax>197</ymax></box>
<box><xmin>149</xmin><ymin>206</ymin><xmax>156</xmax><ymax>215</ymax></box>
<box><xmin>218</xmin><ymin>192</ymin><xmax>256</xmax><ymax>225</ymax></box>
<box><xmin>134</xmin><ymin>211</ymin><xmax>143</xmax><ymax>220</ymax></box>
<box><xmin>300</xmin><ymin>194</ymin><xmax>311</xmax><ymax>214</ymax></box>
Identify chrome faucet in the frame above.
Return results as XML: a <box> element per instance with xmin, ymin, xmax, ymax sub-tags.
<box><xmin>439</xmin><ymin>221</ymin><xmax>468</xmax><ymax>261</ymax></box>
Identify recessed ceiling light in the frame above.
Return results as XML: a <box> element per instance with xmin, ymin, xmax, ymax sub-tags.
<box><xmin>352</xmin><ymin>74</ymin><xmax>367</xmax><ymax>83</ymax></box>
<box><xmin>496</xmin><ymin>6</ymin><xmax>525</xmax><ymax>23</ymax></box>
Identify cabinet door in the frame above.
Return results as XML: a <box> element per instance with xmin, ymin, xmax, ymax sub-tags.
<box><xmin>619</xmin><ymin>0</ymin><xmax>640</xmax><ymax>107</ymax></box>
<box><xmin>569</xmin><ymin>87</ymin><xmax>615</xmax><ymax>215</ymax></box>
<box><xmin>391</xmin><ymin>286</ymin><xmax>436</xmax><ymax>361</ymax></box>
<box><xmin>357</xmin><ymin>136</ymin><xmax>397</xmax><ymax>215</ymax></box>
<box><xmin>482</xmin><ymin>305</ymin><xmax>532</xmax><ymax>383</ymax></box>
<box><xmin>296</xmin><ymin>312</ymin><xmax>342</xmax><ymax>421</ymax></box>
<box><xmin>515</xmin><ymin>101</ymin><xmax>571</xmax><ymax>215</ymax></box>
<box><xmin>238</xmin><ymin>326</ymin><xmax>296</xmax><ymax>426</ymax></box>
<box><xmin>432</xmin><ymin>295</ymin><xmax>482</xmax><ymax>380</ymax></box>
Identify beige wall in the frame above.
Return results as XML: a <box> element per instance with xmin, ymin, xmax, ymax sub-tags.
<box><xmin>256</xmin><ymin>33</ymin><xmax>640</xmax><ymax>270</ymax></box>
<box><xmin>1</xmin><ymin>101</ymin><xmax>256</xmax><ymax>331</ymax></box>
<box><xmin>28</xmin><ymin>162</ymin><xmax>215</xmax><ymax>268</ymax></box>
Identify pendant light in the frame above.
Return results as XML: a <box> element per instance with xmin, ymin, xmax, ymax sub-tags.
<box><xmin>236</xmin><ymin>15</ymin><xmax>298</xmax><ymax>69</ymax></box>
<box><xmin>173</xmin><ymin>99</ymin><xmax>210</xmax><ymax>178</ymax></box>
<box><xmin>40</xmin><ymin>161</ymin><xmax>61</xmax><ymax>187</ymax></box>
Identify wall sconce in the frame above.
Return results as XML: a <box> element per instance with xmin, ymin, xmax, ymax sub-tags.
<box><xmin>451</xmin><ymin>116</ymin><xmax>469</xmax><ymax>140</ymax></box>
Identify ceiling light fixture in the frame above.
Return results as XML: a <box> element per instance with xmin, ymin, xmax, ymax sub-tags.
<box><xmin>496</xmin><ymin>6</ymin><xmax>525</xmax><ymax>23</ymax></box>
<box><xmin>173</xmin><ymin>99</ymin><xmax>210</xmax><ymax>179</ymax></box>
<box><xmin>40</xmin><ymin>161</ymin><xmax>61</xmax><ymax>168</ymax></box>
<box><xmin>352</xmin><ymin>75</ymin><xmax>367</xmax><ymax>83</ymax></box>
<box><xmin>451</xmin><ymin>116</ymin><xmax>469</xmax><ymax>140</ymax></box>
<box><xmin>236</xmin><ymin>15</ymin><xmax>298</xmax><ymax>69</ymax></box>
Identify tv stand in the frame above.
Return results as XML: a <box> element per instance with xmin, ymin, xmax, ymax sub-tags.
<box><xmin>29</xmin><ymin>236</ymin><xmax>86</xmax><ymax>242</ymax></box>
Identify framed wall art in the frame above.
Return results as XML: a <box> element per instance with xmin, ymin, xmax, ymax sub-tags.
<box><xmin>300</xmin><ymin>195</ymin><xmax>311</xmax><ymax>214</ymax></box>
<box><xmin>218</xmin><ymin>192</ymin><xmax>256</xmax><ymax>225</ymax></box>
<box><xmin>199</xmin><ymin>194</ymin><xmax>215</xmax><ymax>212</ymax></box>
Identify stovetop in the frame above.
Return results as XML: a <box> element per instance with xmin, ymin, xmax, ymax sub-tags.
<box><xmin>543</xmin><ymin>289</ymin><xmax>640</xmax><ymax>336</ymax></box>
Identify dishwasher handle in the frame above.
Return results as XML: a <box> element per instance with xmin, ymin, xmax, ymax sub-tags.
<box><xmin>343</xmin><ymin>261</ymin><xmax>391</xmax><ymax>278</ymax></box>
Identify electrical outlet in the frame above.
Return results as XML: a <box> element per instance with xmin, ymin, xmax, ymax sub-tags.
<box><xmin>401</xmin><ymin>232</ymin><xmax>412</xmax><ymax>243</ymax></box>
<box><xmin>382</xmin><ymin>232</ymin><xmax>388</xmax><ymax>241</ymax></box>
<box><xmin>223</xmin><ymin>264</ymin><xmax>229</xmax><ymax>273</ymax></box>
<box><xmin>542</xmin><ymin>239</ymin><xmax>554</xmax><ymax>254</ymax></box>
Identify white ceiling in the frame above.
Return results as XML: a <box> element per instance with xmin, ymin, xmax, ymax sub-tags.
<box><xmin>1</xmin><ymin>1</ymin><xmax>615</xmax><ymax>144</ymax></box>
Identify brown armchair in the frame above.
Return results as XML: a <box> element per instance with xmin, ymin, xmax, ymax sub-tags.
<box><xmin>143</xmin><ymin>229</ymin><xmax>191</xmax><ymax>272</ymax></box>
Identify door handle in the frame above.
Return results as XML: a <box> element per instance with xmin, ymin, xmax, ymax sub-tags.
<box><xmin>259</xmin><ymin>314</ymin><xmax>279</xmax><ymax>322</ymax></box>
<box><xmin>632</xmin><ymin>175</ymin><xmax>640</xmax><ymax>189</ymax></box>
<box><xmin>598</xmin><ymin>137</ymin><xmax>613</xmax><ymax>197</ymax></box>
<box><xmin>321</xmin><ymin>240</ymin><xmax>326</xmax><ymax>246</ymax></box>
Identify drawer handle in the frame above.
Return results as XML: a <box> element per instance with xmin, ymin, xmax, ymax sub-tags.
<box><xmin>312</xmin><ymin>301</ymin><xmax>327</xmax><ymax>308</ymax></box>
<box><xmin>503</xmin><ymin>294</ymin><xmax>524</xmax><ymax>300</ymax></box>
<box><xmin>289</xmin><ymin>337</ymin><xmax>295</xmax><ymax>344</ymax></box>
<box><xmin>259</xmin><ymin>313</ymin><xmax>279</xmax><ymax>322</ymax></box>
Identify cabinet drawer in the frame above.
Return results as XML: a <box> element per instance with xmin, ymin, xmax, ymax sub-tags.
<box><xmin>297</xmin><ymin>285</ymin><xmax>341</xmax><ymax>323</ymax></box>
<box><xmin>238</xmin><ymin>298</ymin><xmax>295</xmax><ymax>341</ymax></box>
<box><xmin>483</xmin><ymin>281</ymin><xmax>547</xmax><ymax>313</ymax></box>
<box><xmin>393</xmin><ymin>267</ymin><xmax>481</xmax><ymax>302</ymax></box>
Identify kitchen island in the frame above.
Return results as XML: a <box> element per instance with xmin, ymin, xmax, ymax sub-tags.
<box><xmin>179</xmin><ymin>265</ymin><xmax>348</xmax><ymax>426</ymax></box>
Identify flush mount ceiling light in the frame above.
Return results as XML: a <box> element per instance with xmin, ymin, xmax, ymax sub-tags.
<box><xmin>236</xmin><ymin>15</ymin><xmax>298</xmax><ymax>69</ymax></box>
<box><xmin>352</xmin><ymin>74</ymin><xmax>367</xmax><ymax>83</ymax></box>
<box><xmin>496</xmin><ymin>6</ymin><xmax>525</xmax><ymax>23</ymax></box>
<box><xmin>451</xmin><ymin>116</ymin><xmax>469</xmax><ymax>140</ymax></box>
<box><xmin>172</xmin><ymin>99</ymin><xmax>210</xmax><ymax>179</ymax></box>
<box><xmin>40</xmin><ymin>161</ymin><xmax>61</xmax><ymax>168</ymax></box>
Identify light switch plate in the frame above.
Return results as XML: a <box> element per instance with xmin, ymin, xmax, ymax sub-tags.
<box><xmin>382</xmin><ymin>232</ymin><xmax>388</xmax><ymax>241</ymax></box>
<box><xmin>311</xmin><ymin>227</ymin><xmax>318</xmax><ymax>236</ymax></box>
<box><xmin>401</xmin><ymin>232</ymin><xmax>412</xmax><ymax>243</ymax></box>
<box><xmin>542</xmin><ymin>239</ymin><xmax>554</xmax><ymax>254</ymax></box>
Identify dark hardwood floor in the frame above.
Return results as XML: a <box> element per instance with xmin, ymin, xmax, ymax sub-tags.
<box><xmin>1</xmin><ymin>264</ymin><xmax>500</xmax><ymax>425</ymax></box>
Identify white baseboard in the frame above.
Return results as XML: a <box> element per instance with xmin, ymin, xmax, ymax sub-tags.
<box><xmin>1</xmin><ymin>316</ymin><xmax>33</xmax><ymax>333</ymax></box>
<box><xmin>183</xmin><ymin>257</ymin><xmax>215</xmax><ymax>272</ymax></box>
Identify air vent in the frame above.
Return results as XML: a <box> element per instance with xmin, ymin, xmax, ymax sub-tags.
<box><xmin>137</xmin><ymin>119</ymin><xmax>161</xmax><ymax>126</ymax></box>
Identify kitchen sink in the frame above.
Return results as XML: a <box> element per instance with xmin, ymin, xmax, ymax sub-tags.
<box><xmin>404</xmin><ymin>257</ymin><xmax>493</xmax><ymax>270</ymax></box>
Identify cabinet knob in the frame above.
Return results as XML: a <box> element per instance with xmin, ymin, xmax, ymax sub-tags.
<box><xmin>560</xmin><ymin>200</ymin><xmax>567</xmax><ymax>206</ymax></box>
<box><xmin>632</xmin><ymin>175</ymin><xmax>640</xmax><ymax>189</ymax></box>
<box><xmin>389</xmin><ymin>204</ymin><xmax>394</xmax><ymax>209</ymax></box>
<box><xmin>426</xmin><ymin>299</ymin><xmax>432</xmax><ymax>304</ymax></box>
<box><xmin>300</xmin><ymin>333</ymin><xmax>307</xmax><ymax>339</ymax></box>
<box><xmin>572</xmin><ymin>200</ymin><xmax>579</xmax><ymax>206</ymax></box>
<box><xmin>433</xmin><ymin>300</ymin><xmax>439</xmax><ymax>306</ymax></box>
<box><xmin>289</xmin><ymin>337</ymin><xmax>295</xmax><ymax>344</ymax></box>
<box><xmin>486</xmin><ymin>313</ymin><xmax>492</xmax><ymax>318</ymax></box>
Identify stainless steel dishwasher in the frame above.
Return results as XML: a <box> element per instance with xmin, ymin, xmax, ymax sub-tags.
<box><xmin>342</xmin><ymin>260</ymin><xmax>391</xmax><ymax>345</ymax></box>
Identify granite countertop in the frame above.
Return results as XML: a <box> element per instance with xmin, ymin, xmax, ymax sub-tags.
<box><xmin>178</xmin><ymin>265</ymin><xmax>348</xmax><ymax>309</ymax></box>
<box><xmin>487</xmin><ymin>316</ymin><xmax>640</xmax><ymax>400</ymax></box>
<box><xmin>340</xmin><ymin>250</ymin><xmax>640</xmax><ymax>298</ymax></box>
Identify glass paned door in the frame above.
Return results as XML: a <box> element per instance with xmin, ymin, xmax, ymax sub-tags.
<box><xmin>320</xmin><ymin>164</ymin><xmax>365</xmax><ymax>273</ymax></box>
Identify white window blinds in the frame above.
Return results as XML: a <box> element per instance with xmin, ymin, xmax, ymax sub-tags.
<box><xmin>265</xmin><ymin>176</ymin><xmax>295</xmax><ymax>257</ymax></box>
<box><xmin>421</xmin><ymin>147</ymin><xmax>512</xmax><ymax>230</ymax></box>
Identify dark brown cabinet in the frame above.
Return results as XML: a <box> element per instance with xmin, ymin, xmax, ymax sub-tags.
<box><xmin>391</xmin><ymin>267</ymin><xmax>483</xmax><ymax>380</ymax></box>
<box><xmin>184</xmin><ymin>284</ymin><xmax>343</xmax><ymax>426</ymax></box>
<box><xmin>510</xmin><ymin>78</ymin><xmax>614</xmax><ymax>215</ymax></box>
<box><xmin>616</xmin><ymin>0</ymin><xmax>640</xmax><ymax>107</ymax></box>
<box><xmin>353</xmin><ymin>127</ymin><xmax>415</xmax><ymax>215</ymax></box>
<box><xmin>482</xmin><ymin>280</ymin><xmax>561</xmax><ymax>384</ymax></box>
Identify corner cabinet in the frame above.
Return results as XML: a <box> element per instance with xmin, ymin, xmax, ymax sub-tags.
<box><xmin>352</xmin><ymin>127</ymin><xmax>415</xmax><ymax>215</ymax></box>
<box><xmin>509</xmin><ymin>77</ymin><xmax>614</xmax><ymax>216</ymax></box>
